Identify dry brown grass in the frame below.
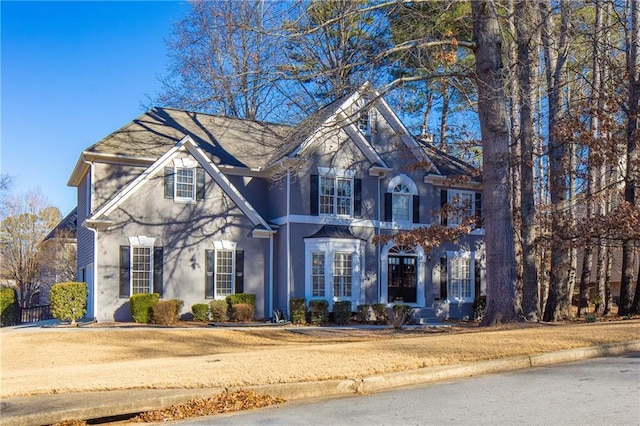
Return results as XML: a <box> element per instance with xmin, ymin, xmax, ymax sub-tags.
<box><xmin>2</xmin><ymin>320</ymin><xmax>638</xmax><ymax>398</ymax></box>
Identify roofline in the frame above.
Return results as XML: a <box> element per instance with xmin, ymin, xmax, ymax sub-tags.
<box><xmin>68</xmin><ymin>151</ymin><xmax>156</xmax><ymax>187</ymax></box>
<box><xmin>424</xmin><ymin>173</ymin><xmax>482</xmax><ymax>189</ymax></box>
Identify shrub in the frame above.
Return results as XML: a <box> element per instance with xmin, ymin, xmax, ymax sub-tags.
<box><xmin>389</xmin><ymin>304</ymin><xmax>413</xmax><ymax>329</ymax></box>
<box><xmin>473</xmin><ymin>295</ymin><xmax>487</xmax><ymax>322</ymax></box>
<box><xmin>192</xmin><ymin>303</ymin><xmax>210</xmax><ymax>321</ymax></box>
<box><xmin>372</xmin><ymin>303</ymin><xmax>389</xmax><ymax>325</ymax></box>
<box><xmin>226</xmin><ymin>294</ymin><xmax>256</xmax><ymax>308</ymax></box>
<box><xmin>151</xmin><ymin>300</ymin><xmax>180</xmax><ymax>325</ymax></box>
<box><xmin>0</xmin><ymin>287</ymin><xmax>18</xmax><ymax>327</ymax></box>
<box><xmin>129</xmin><ymin>293</ymin><xmax>160</xmax><ymax>323</ymax></box>
<box><xmin>333</xmin><ymin>301</ymin><xmax>352</xmax><ymax>325</ymax></box>
<box><xmin>209</xmin><ymin>300</ymin><xmax>228</xmax><ymax>322</ymax></box>
<box><xmin>356</xmin><ymin>304</ymin><xmax>372</xmax><ymax>323</ymax></box>
<box><xmin>289</xmin><ymin>298</ymin><xmax>307</xmax><ymax>325</ymax></box>
<box><xmin>309</xmin><ymin>300</ymin><xmax>329</xmax><ymax>325</ymax></box>
<box><xmin>585</xmin><ymin>314</ymin><xmax>597</xmax><ymax>323</ymax></box>
<box><xmin>231</xmin><ymin>303</ymin><xmax>255</xmax><ymax>322</ymax></box>
<box><xmin>50</xmin><ymin>282</ymin><xmax>87</xmax><ymax>325</ymax></box>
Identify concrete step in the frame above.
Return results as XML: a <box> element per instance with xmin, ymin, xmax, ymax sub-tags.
<box><xmin>410</xmin><ymin>307</ymin><xmax>441</xmax><ymax>324</ymax></box>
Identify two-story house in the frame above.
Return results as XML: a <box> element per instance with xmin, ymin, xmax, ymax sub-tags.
<box><xmin>68</xmin><ymin>85</ymin><xmax>485</xmax><ymax>322</ymax></box>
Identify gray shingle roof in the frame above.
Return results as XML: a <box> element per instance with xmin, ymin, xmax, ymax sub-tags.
<box><xmin>417</xmin><ymin>140</ymin><xmax>480</xmax><ymax>179</ymax></box>
<box><xmin>44</xmin><ymin>207</ymin><xmax>77</xmax><ymax>241</ymax></box>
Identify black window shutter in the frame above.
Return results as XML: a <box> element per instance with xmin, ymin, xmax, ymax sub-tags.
<box><xmin>412</xmin><ymin>195</ymin><xmax>420</xmax><ymax>224</ymax></box>
<box><xmin>205</xmin><ymin>250</ymin><xmax>214</xmax><ymax>299</ymax></box>
<box><xmin>310</xmin><ymin>174</ymin><xmax>319</xmax><ymax>216</ymax></box>
<box><xmin>119</xmin><ymin>246</ymin><xmax>130</xmax><ymax>298</ymax></box>
<box><xmin>475</xmin><ymin>192</ymin><xmax>483</xmax><ymax>227</ymax></box>
<box><xmin>474</xmin><ymin>259</ymin><xmax>481</xmax><ymax>299</ymax></box>
<box><xmin>353</xmin><ymin>178</ymin><xmax>362</xmax><ymax>218</ymax></box>
<box><xmin>440</xmin><ymin>257</ymin><xmax>448</xmax><ymax>299</ymax></box>
<box><xmin>440</xmin><ymin>189</ymin><xmax>448</xmax><ymax>226</ymax></box>
<box><xmin>196</xmin><ymin>168</ymin><xmax>206</xmax><ymax>201</ymax></box>
<box><xmin>164</xmin><ymin>167</ymin><xmax>174</xmax><ymax>199</ymax></box>
<box><xmin>153</xmin><ymin>247</ymin><xmax>164</xmax><ymax>297</ymax></box>
<box><xmin>235</xmin><ymin>250</ymin><xmax>244</xmax><ymax>293</ymax></box>
<box><xmin>384</xmin><ymin>192</ymin><xmax>392</xmax><ymax>222</ymax></box>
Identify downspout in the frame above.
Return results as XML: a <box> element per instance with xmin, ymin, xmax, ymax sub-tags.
<box><xmin>83</xmin><ymin>158</ymin><xmax>98</xmax><ymax>321</ymax></box>
<box><xmin>269</xmin><ymin>233</ymin><xmax>274</xmax><ymax>318</ymax></box>
<box><xmin>377</xmin><ymin>175</ymin><xmax>382</xmax><ymax>303</ymax></box>
<box><xmin>286</xmin><ymin>168</ymin><xmax>291</xmax><ymax>318</ymax></box>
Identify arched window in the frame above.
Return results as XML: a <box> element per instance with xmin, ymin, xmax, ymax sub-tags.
<box><xmin>385</xmin><ymin>175</ymin><xmax>419</xmax><ymax>223</ymax></box>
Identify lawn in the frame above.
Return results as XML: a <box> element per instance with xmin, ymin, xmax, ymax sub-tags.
<box><xmin>1</xmin><ymin>320</ymin><xmax>639</xmax><ymax>398</ymax></box>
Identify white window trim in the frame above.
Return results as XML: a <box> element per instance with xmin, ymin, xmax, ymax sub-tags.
<box><xmin>212</xmin><ymin>240</ymin><xmax>237</xmax><ymax>299</ymax></box>
<box><xmin>317</xmin><ymin>167</ymin><xmax>355</xmax><ymax>218</ymax></box>
<box><xmin>304</xmin><ymin>238</ymin><xmax>364</xmax><ymax>310</ymax></box>
<box><xmin>172</xmin><ymin>158</ymin><xmax>199</xmax><ymax>203</ymax></box>
<box><xmin>446</xmin><ymin>250</ymin><xmax>474</xmax><ymax>302</ymax></box>
<box><xmin>128</xmin><ymin>236</ymin><xmax>156</xmax><ymax>295</ymax></box>
<box><xmin>447</xmin><ymin>189</ymin><xmax>475</xmax><ymax>227</ymax></box>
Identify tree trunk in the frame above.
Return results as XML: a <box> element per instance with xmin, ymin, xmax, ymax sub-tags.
<box><xmin>542</xmin><ymin>0</ymin><xmax>573</xmax><ymax>321</ymax></box>
<box><xmin>578</xmin><ymin>247</ymin><xmax>593</xmax><ymax>316</ymax></box>
<box><xmin>516</xmin><ymin>0</ymin><xmax>540</xmax><ymax>321</ymax></box>
<box><xmin>472</xmin><ymin>0</ymin><xmax>521</xmax><ymax>325</ymax></box>
<box><xmin>439</xmin><ymin>81</ymin><xmax>450</xmax><ymax>150</ymax></box>
<box><xmin>621</xmin><ymin>0</ymin><xmax>639</xmax><ymax>315</ymax></box>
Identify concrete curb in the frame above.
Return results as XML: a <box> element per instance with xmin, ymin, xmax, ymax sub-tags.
<box><xmin>2</xmin><ymin>340</ymin><xmax>639</xmax><ymax>426</ymax></box>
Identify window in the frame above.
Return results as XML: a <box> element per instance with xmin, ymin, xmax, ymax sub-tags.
<box><xmin>448</xmin><ymin>190</ymin><xmax>474</xmax><ymax>226</ymax></box>
<box><xmin>333</xmin><ymin>252</ymin><xmax>353</xmax><ymax>298</ymax></box>
<box><xmin>119</xmin><ymin>236</ymin><xmax>163</xmax><ymax>298</ymax></box>
<box><xmin>215</xmin><ymin>250</ymin><xmax>234</xmax><ymax>297</ymax></box>
<box><xmin>311</xmin><ymin>252</ymin><xmax>325</xmax><ymax>297</ymax></box>
<box><xmin>164</xmin><ymin>158</ymin><xmax>205</xmax><ymax>202</ymax></box>
<box><xmin>175</xmin><ymin>168</ymin><xmax>195</xmax><ymax>200</ymax></box>
<box><xmin>385</xmin><ymin>175</ymin><xmax>419</xmax><ymax>223</ymax></box>
<box><xmin>132</xmin><ymin>246</ymin><xmax>152</xmax><ymax>294</ymax></box>
<box><xmin>205</xmin><ymin>241</ymin><xmax>244</xmax><ymax>299</ymax></box>
<box><xmin>448</xmin><ymin>254</ymin><xmax>473</xmax><ymax>301</ymax></box>
<box><xmin>311</xmin><ymin>169</ymin><xmax>361</xmax><ymax>218</ymax></box>
<box><xmin>392</xmin><ymin>183</ymin><xmax>411</xmax><ymax>222</ymax></box>
<box><xmin>358</xmin><ymin>111</ymin><xmax>370</xmax><ymax>135</ymax></box>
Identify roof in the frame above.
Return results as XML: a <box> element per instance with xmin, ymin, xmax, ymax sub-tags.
<box><xmin>44</xmin><ymin>208</ymin><xmax>77</xmax><ymax>241</ymax></box>
<box><xmin>305</xmin><ymin>225</ymin><xmax>363</xmax><ymax>240</ymax></box>
<box><xmin>84</xmin><ymin>108</ymin><xmax>291</xmax><ymax>169</ymax></box>
<box><xmin>417</xmin><ymin>141</ymin><xmax>480</xmax><ymax>178</ymax></box>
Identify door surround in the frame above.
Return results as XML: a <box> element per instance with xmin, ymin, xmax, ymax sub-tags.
<box><xmin>380</xmin><ymin>241</ymin><xmax>425</xmax><ymax>306</ymax></box>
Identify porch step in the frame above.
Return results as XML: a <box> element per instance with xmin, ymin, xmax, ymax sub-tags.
<box><xmin>410</xmin><ymin>307</ymin><xmax>442</xmax><ymax>325</ymax></box>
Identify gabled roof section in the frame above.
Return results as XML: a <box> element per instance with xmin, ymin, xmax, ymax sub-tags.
<box><xmin>44</xmin><ymin>208</ymin><xmax>77</xmax><ymax>241</ymax></box>
<box><xmin>87</xmin><ymin>136</ymin><xmax>273</xmax><ymax>232</ymax></box>
<box><xmin>268</xmin><ymin>84</ymin><xmax>389</xmax><ymax>169</ymax></box>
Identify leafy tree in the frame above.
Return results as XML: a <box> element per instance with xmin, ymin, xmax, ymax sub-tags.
<box><xmin>50</xmin><ymin>282</ymin><xmax>87</xmax><ymax>325</ymax></box>
<box><xmin>0</xmin><ymin>190</ymin><xmax>61</xmax><ymax>307</ymax></box>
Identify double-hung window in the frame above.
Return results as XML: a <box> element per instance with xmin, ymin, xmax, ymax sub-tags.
<box><xmin>385</xmin><ymin>175</ymin><xmax>419</xmax><ymax>223</ymax></box>
<box><xmin>392</xmin><ymin>183</ymin><xmax>411</xmax><ymax>222</ymax></box>
<box><xmin>311</xmin><ymin>252</ymin><xmax>325</xmax><ymax>297</ymax></box>
<box><xmin>175</xmin><ymin>168</ymin><xmax>196</xmax><ymax>201</ymax></box>
<box><xmin>447</xmin><ymin>190</ymin><xmax>474</xmax><ymax>226</ymax></box>
<box><xmin>164</xmin><ymin>158</ymin><xmax>205</xmax><ymax>202</ymax></box>
<box><xmin>119</xmin><ymin>236</ymin><xmax>163</xmax><ymax>298</ymax></box>
<box><xmin>131</xmin><ymin>246</ymin><xmax>153</xmax><ymax>294</ymax></box>
<box><xmin>447</xmin><ymin>253</ymin><xmax>473</xmax><ymax>301</ymax></box>
<box><xmin>333</xmin><ymin>252</ymin><xmax>353</xmax><ymax>298</ymax></box>
<box><xmin>214</xmin><ymin>250</ymin><xmax>234</xmax><ymax>297</ymax></box>
<box><xmin>205</xmin><ymin>241</ymin><xmax>244</xmax><ymax>299</ymax></box>
<box><xmin>317</xmin><ymin>168</ymin><xmax>355</xmax><ymax>217</ymax></box>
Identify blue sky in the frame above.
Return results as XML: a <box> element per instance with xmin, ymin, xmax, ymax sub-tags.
<box><xmin>2</xmin><ymin>1</ymin><xmax>188</xmax><ymax>215</ymax></box>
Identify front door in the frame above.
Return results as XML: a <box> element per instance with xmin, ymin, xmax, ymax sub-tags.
<box><xmin>388</xmin><ymin>256</ymin><xmax>417</xmax><ymax>303</ymax></box>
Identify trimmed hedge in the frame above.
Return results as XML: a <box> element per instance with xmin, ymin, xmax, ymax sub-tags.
<box><xmin>231</xmin><ymin>303</ymin><xmax>255</xmax><ymax>322</ymax></box>
<box><xmin>333</xmin><ymin>301</ymin><xmax>352</xmax><ymax>325</ymax></box>
<box><xmin>50</xmin><ymin>282</ymin><xmax>87</xmax><ymax>324</ymax></box>
<box><xmin>309</xmin><ymin>299</ymin><xmax>329</xmax><ymax>325</ymax></box>
<box><xmin>356</xmin><ymin>304</ymin><xmax>372</xmax><ymax>323</ymax></box>
<box><xmin>129</xmin><ymin>293</ymin><xmax>160</xmax><ymax>323</ymax></box>
<box><xmin>151</xmin><ymin>300</ymin><xmax>180</xmax><ymax>325</ymax></box>
<box><xmin>0</xmin><ymin>287</ymin><xmax>18</xmax><ymax>327</ymax></box>
<box><xmin>289</xmin><ymin>298</ymin><xmax>307</xmax><ymax>325</ymax></box>
<box><xmin>209</xmin><ymin>300</ymin><xmax>228</xmax><ymax>322</ymax></box>
<box><xmin>226</xmin><ymin>294</ymin><xmax>256</xmax><ymax>307</ymax></box>
<box><xmin>192</xmin><ymin>303</ymin><xmax>210</xmax><ymax>321</ymax></box>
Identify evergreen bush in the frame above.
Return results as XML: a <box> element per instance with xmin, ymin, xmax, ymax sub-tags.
<box><xmin>129</xmin><ymin>293</ymin><xmax>160</xmax><ymax>323</ymax></box>
<box><xmin>309</xmin><ymin>299</ymin><xmax>329</xmax><ymax>325</ymax></box>
<box><xmin>356</xmin><ymin>304</ymin><xmax>372</xmax><ymax>323</ymax></box>
<box><xmin>372</xmin><ymin>303</ymin><xmax>388</xmax><ymax>325</ymax></box>
<box><xmin>151</xmin><ymin>300</ymin><xmax>179</xmax><ymax>325</ymax></box>
<box><xmin>473</xmin><ymin>295</ymin><xmax>487</xmax><ymax>322</ymax></box>
<box><xmin>50</xmin><ymin>282</ymin><xmax>87</xmax><ymax>325</ymax></box>
<box><xmin>0</xmin><ymin>287</ymin><xmax>18</xmax><ymax>327</ymax></box>
<box><xmin>191</xmin><ymin>303</ymin><xmax>210</xmax><ymax>321</ymax></box>
<box><xmin>333</xmin><ymin>301</ymin><xmax>352</xmax><ymax>325</ymax></box>
<box><xmin>289</xmin><ymin>297</ymin><xmax>307</xmax><ymax>325</ymax></box>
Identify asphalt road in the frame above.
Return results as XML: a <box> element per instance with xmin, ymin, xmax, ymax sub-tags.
<box><xmin>179</xmin><ymin>353</ymin><xmax>640</xmax><ymax>426</ymax></box>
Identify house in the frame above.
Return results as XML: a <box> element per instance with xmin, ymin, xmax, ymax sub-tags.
<box><xmin>38</xmin><ymin>208</ymin><xmax>78</xmax><ymax>306</ymax></box>
<box><xmin>68</xmin><ymin>85</ymin><xmax>485</xmax><ymax>322</ymax></box>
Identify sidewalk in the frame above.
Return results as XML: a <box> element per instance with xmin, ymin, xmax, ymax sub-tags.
<box><xmin>2</xmin><ymin>340</ymin><xmax>639</xmax><ymax>426</ymax></box>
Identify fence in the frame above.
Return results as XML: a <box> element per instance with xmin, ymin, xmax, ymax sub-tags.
<box><xmin>19</xmin><ymin>304</ymin><xmax>53</xmax><ymax>324</ymax></box>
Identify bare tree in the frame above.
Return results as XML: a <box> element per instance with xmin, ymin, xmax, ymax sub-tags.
<box><xmin>0</xmin><ymin>190</ymin><xmax>61</xmax><ymax>307</ymax></box>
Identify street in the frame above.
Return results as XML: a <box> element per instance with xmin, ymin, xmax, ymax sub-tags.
<box><xmin>179</xmin><ymin>353</ymin><xmax>640</xmax><ymax>425</ymax></box>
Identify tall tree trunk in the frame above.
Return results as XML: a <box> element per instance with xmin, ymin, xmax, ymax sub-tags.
<box><xmin>516</xmin><ymin>0</ymin><xmax>540</xmax><ymax>321</ymax></box>
<box><xmin>623</xmin><ymin>0</ymin><xmax>640</xmax><ymax>315</ymax></box>
<box><xmin>472</xmin><ymin>0</ymin><xmax>521</xmax><ymax>324</ymax></box>
<box><xmin>542</xmin><ymin>0</ymin><xmax>573</xmax><ymax>321</ymax></box>
<box><xmin>439</xmin><ymin>81</ymin><xmax>450</xmax><ymax>150</ymax></box>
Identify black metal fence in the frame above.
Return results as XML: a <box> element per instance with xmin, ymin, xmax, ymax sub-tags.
<box><xmin>19</xmin><ymin>304</ymin><xmax>53</xmax><ymax>324</ymax></box>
